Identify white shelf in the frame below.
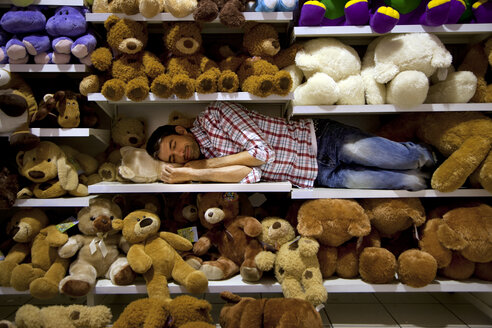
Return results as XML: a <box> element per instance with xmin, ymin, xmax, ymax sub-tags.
<box><xmin>89</xmin><ymin>181</ymin><xmax>293</xmax><ymax>193</ymax></box>
<box><xmin>13</xmin><ymin>196</ymin><xmax>97</xmax><ymax>207</ymax></box>
<box><xmin>0</xmin><ymin>64</ymin><xmax>86</xmax><ymax>73</ymax></box>
<box><xmin>289</xmin><ymin>103</ymin><xmax>492</xmax><ymax>116</ymax></box>
<box><xmin>88</xmin><ymin>92</ymin><xmax>293</xmax><ymax>104</ymax></box>
<box><xmin>33</xmin><ymin>128</ymin><xmax>110</xmax><ymax>145</ymax></box>
<box><xmin>291</xmin><ymin>188</ymin><xmax>492</xmax><ymax>199</ymax></box>
<box><xmin>0</xmin><ymin>0</ymin><xmax>83</xmax><ymax>5</ymax></box>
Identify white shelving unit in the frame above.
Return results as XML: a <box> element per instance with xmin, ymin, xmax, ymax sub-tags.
<box><xmin>0</xmin><ymin>0</ymin><xmax>83</xmax><ymax>5</ymax></box>
<box><xmin>13</xmin><ymin>195</ymin><xmax>97</xmax><ymax>207</ymax></box>
<box><xmin>0</xmin><ymin>64</ymin><xmax>86</xmax><ymax>73</ymax></box>
<box><xmin>291</xmin><ymin>188</ymin><xmax>492</xmax><ymax>199</ymax></box>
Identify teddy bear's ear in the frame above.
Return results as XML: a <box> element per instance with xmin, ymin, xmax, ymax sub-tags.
<box><xmin>16</xmin><ymin>150</ymin><xmax>25</xmax><ymax>167</ymax></box>
<box><xmin>104</xmin><ymin>15</ymin><xmax>121</xmax><ymax>31</ymax></box>
<box><xmin>243</xmin><ymin>21</ymin><xmax>259</xmax><ymax>33</ymax></box>
<box><xmin>112</xmin><ymin>218</ymin><xmax>124</xmax><ymax>231</ymax></box>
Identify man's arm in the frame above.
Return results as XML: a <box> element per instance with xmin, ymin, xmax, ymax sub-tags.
<box><xmin>184</xmin><ymin>151</ymin><xmax>265</xmax><ymax>169</ymax></box>
<box><xmin>160</xmin><ymin>165</ymin><xmax>253</xmax><ymax>184</ymax></box>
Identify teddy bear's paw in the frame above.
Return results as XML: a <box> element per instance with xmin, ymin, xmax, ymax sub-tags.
<box><xmin>274</xmin><ymin>71</ymin><xmax>293</xmax><ymax>96</ymax></box>
<box><xmin>305</xmin><ymin>289</ymin><xmax>328</xmax><ymax>306</ymax></box>
<box><xmin>184</xmin><ymin>255</ymin><xmax>204</xmax><ymax>270</ymax></box>
<box><xmin>219</xmin><ymin>1</ymin><xmax>246</xmax><ymax>28</ymax></box>
<box><xmin>113</xmin><ymin>264</ymin><xmax>137</xmax><ymax>286</ymax></box>
<box><xmin>370</xmin><ymin>6</ymin><xmax>399</xmax><ymax>34</ymax></box>
<box><xmin>173</xmin><ymin>75</ymin><xmax>196</xmax><ymax>99</ymax></box>
<box><xmin>200</xmin><ymin>263</ymin><xmax>226</xmax><ymax>280</ymax></box>
<box><xmin>79</xmin><ymin>75</ymin><xmax>101</xmax><ymax>96</ymax></box>
<box><xmin>397</xmin><ymin>249</ymin><xmax>437</xmax><ymax>288</ymax></box>
<box><xmin>60</xmin><ymin>278</ymin><xmax>92</xmax><ymax>298</ymax></box>
<box><xmin>218</xmin><ymin>71</ymin><xmax>239</xmax><ymax>93</ymax></box>
<box><xmin>240</xmin><ymin>266</ymin><xmax>262</xmax><ymax>282</ymax></box>
<box><xmin>126</xmin><ymin>78</ymin><xmax>150</xmax><ymax>102</ymax></box>
<box><xmin>193</xmin><ymin>0</ymin><xmax>219</xmax><ymax>22</ymax></box>
<box><xmin>102</xmin><ymin>79</ymin><xmax>126</xmax><ymax>101</ymax></box>
<box><xmin>0</xmin><ymin>261</ymin><xmax>18</xmax><ymax>286</ymax></box>
<box><xmin>10</xmin><ymin>264</ymin><xmax>45</xmax><ymax>291</ymax></box>
<box><xmin>99</xmin><ymin>163</ymin><xmax>117</xmax><ymax>181</ymax></box>
<box><xmin>29</xmin><ymin>277</ymin><xmax>60</xmax><ymax>300</ymax></box>
<box><xmin>196</xmin><ymin>75</ymin><xmax>217</xmax><ymax>94</ymax></box>
<box><xmin>243</xmin><ymin>76</ymin><xmax>274</xmax><ymax>97</ymax></box>
<box><xmin>151</xmin><ymin>75</ymin><xmax>173</xmax><ymax>99</ymax></box>
<box><xmin>184</xmin><ymin>270</ymin><xmax>208</xmax><ymax>294</ymax></box>
<box><xmin>16</xmin><ymin>187</ymin><xmax>33</xmax><ymax>199</ymax></box>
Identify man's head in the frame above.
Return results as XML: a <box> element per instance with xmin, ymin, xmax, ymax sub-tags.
<box><xmin>146</xmin><ymin>125</ymin><xmax>200</xmax><ymax>164</ymax></box>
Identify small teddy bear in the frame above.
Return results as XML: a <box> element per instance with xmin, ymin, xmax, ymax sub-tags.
<box><xmin>57</xmin><ymin>197</ymin><xmax>136</xmax><ymax>298</ymax></box>
<box><xmin>255</xmin><ymin>217</ymin><xmax>327</xmax><ymax>306</ymax></box>
<box><xmin>193</xmin><ymin>0</ymin><xmax>249</xmax><ymax>28</ymax></box>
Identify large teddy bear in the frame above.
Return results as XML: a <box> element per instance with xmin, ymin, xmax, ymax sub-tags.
<box><xmin>254</xmin><ymin>217</ymin><xmax>327</xmax><ymax>306</ymax></box>
<box><xmin>117</xmin><ymin>146</ymin><xmax>176</xmax><ymax>183</ymax></box>
<box><xmin>192</xmin><ymin>192</ymin><xmax>263</xmax><ymax>281</ymax></box>
<box><xmin>57</xmin><ymin>197</ymin><xmax>136</xmax><ymax>298</ymax></box>
<box><xmin>377</xmin><ymin>111</ymin><xmax>492</xmax><ymax>193</ymax></box>
<box><xmin>112</xmin><ymin>209</ymin><xmax>208</xmax><ymax>299</ymax></box>
<box><xmin>293</xmin><ymin>37</ymin><xmax>365</xmax><ymax>105</ymax></box>
<box><xmin>16</xmin><ymin>141</ymin><xmax>98</xmax><ymax>198</ymax></box>
<box><xmin>361</xmin><ymin>32</ymin><xmax>453</xmax><ymax>108</ymax></box>
<box><xmin>79</xmin><ymin>15</ymin><xmax>169</xmax><ymax>102</ymax></box>
<box><xmin>157</xmin><ymin>22</ymin><xmax>239</xmax><ymax>99</ymax></box>
<box><xmin>0</xmin><ymin>209</ymin><xmax>69</xmax><ymax>299</ymax></box>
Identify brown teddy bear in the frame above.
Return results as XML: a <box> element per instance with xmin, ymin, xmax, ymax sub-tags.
<box><xmin>79</xmin><ymin>15</ymin><xmax>170</xmax><ymax>102</ymax></box>
<box><xmin>254</xmin><ymin>217</ymin><xmax>327</xmax><ymax>306</ymax></box>
<box><xmin>192</xmin><ymin>192</ymin><xmax>263</xmax><ymax>282</ymax></box>
<box><xmin>193</xmin><ymin>0</ymin><xmax>248</xmax><ymax>28</ymax></box>
<box><xmin>0</xmin><ymin>209</ymin><xmax>69</xmax><ymax>299</ymax></box>
<box><xmin>0</xmin><ymin>140</ymin><xmax>20</xmax><ymax>208</ymax></box>
<box><xmin>377</xmin><ymin>111</ymin><xmax>492</xmax><ymax>193</ymax></box>
<box><xmin>219</xmin><ymin>23</ymin><xmax>301</xmax><ymax>97</ymax></box>
<box><xmin>16</xmin><ymin>141</ymin><xmax>97</xmax><ymax>198</ymax></box>
<box><xmin>157</xmin><ymin>22</ymin><xmax>239</xmax><ymax>99</ymax></box>
<box><xmin>112</xmin><ymin>209</ymin><xmax>208</xmax><ymax>299</ymax></box>
<box><xmin>57</xmin><ymin>197</ymin><xmax>136</xmax><ymax>298</ymax></box>
<box><xmin>219</xmin><ymin>291</ymin><xmax>323</xmax><ymax>328</ymax></box>
<box><xmin>113</xmin><ymin>295</ymin><xmax>215</xmax><ymax>328</ymax></box>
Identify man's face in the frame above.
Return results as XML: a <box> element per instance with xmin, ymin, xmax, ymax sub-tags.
<box><xmin>157</xmin><ymin>131</ymin><xmax>200</xmax><ymax>164</ymax></box>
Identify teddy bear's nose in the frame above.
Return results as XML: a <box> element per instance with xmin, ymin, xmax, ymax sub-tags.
<box><xmin>127</xmin><ymin>42</ymin><xmax>137</xmax><ymax>50</ymax></box>
<box><xmin>272</xmin><ymin>222</ymin><xmax>281</xmax><ymax>229</ymax></box>
<box><xmin>28</xmin><ymin>171</ymin><xmax>45</xmax><ymax>179</ymax></box>
<box><xmin>184</xmin><ymin>39</ymin><xmax>194</xmax><ymax>49</ymax></box>
<box><xmin>140</xmin><ymin>218</ymin><xmax>153</xmax><ymax>227</ymax></box>
<box><xmin>94</xmin><ymin>215</ymin><xmax>112</xmax><ymax>232</ymax></box>
<box><xmin>272</xmin><ymin>40</ymin><xmax>279</xmax><ymax>48</ymax></box>
<box><xmin>129</xmin><ymin>137</ymin><xmax>138</xmax><ymax>144</ymax></box>
<box><xmin>70</xmin><ymin>310</ymin><xmax>80</xmax><ymax>320</ymax></box>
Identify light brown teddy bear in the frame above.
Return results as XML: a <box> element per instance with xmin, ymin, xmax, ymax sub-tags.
<box><xmin>219</xmin><ymin>23</ymin><xmax>301</xmax><ymax>97</ymax></box>
<box><xmin>91</xmin><ymin>0</ymin><xmax>197</xmax><ymax>19</ymax></box>
<box><xmin>377</xmin><ymin>111</ymin><xmax>492</xmax><ymax>193</ymax></box>
<box><xmin>57</xmin><ymin>197</ymin><xmax>136</xmax><ymax>298</ymax></box>
<box><xmin>0</xmin><ymin>209</ymin><xmax>69</xmax><ymax>299</ymax></box>
<box><xmin>156</xmin><ymin>22</ymin><xmax>239</xmax><ymax>99</ymax></box>
<box><xmin>254</xmin><ymin>217</ymin><xmax>327</xmax><ymax>306</ymax></box>
<box><xmin>16</xmin><ymin>141</ymin><xmax>97</xmax><ymax>198</ymax></box>
<box><xmin>113</xmin><ymin>295</ymin><xmax>215</xmax><ymax>328</ymax></box>
<box><xmin>112</xmin><ymin>209</ymin><xmax>208</xmax><ymax>299</ymax></box>
<box><xmin>79</xmin><ymin>15</ymin><xmax>170</xmax><ymax>102</ymax></box>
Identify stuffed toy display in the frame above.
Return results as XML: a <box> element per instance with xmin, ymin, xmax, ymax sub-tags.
<box><xmin>361</xmin><ymin>32</ymin><xmax>453</xmax><ymax>108</ymax></box>
<box><xmin>16</xmin><ymin>141</ymin><xmax>98</xmax><ymax>198</ymax></box>
<box><xmin>0</xmin><ymin>209</ymin><xmax>69</xmax><ymax>299</ymax></box>
<box><xmin>298</xmin><ymin>0</ymin><xmax>371</xmax><ymax>27</ymax></box>
<box><xmin>219</xmin><ymin>291</ymin><xmax>323</xmax><ymax>328</ymax></box>
<box><xmin>112</xmin><ymin>209</ymin><xmax>208</xmax><ymax>299</ymax></box>
<box><xmin>57</xmin><ymin>197</ymin><xmax>136</xmax><ymax>298</ymax></box>
<box><xmin>91</xmin><ymin>0</ymin><xmax>197</xmax><ymax>19</ymax></box>
<box><xmin>113</xmin><ymin>296</ymin><xmax>215</xmax><ymax>328</ymax></box>
<box><xmin>193</xmin><ymin>0</ymin><xmax>248</xmax><ymax>28</ymax></box>
<box><xmin>254</xmin><ymin>217</ymin><xmax>327</xmax><ymax>306</ymax></box>
<box><xmin>192</xmin><ymin>192</ymin><xmax>264</xmax><ymax>281</ymax></box>
<box><xmin>0</xmin><ymin>303</ymin><xmax>112</xmax><ymax>328</ymax></box>
<box><xmin>0</xmin><ymin>69</ymin><xmax>39</xmax><ymax>150</ymax></box>
<box><xmin>78</xmin><ymin>15</ymin><xmax>169</xmax><ymax>102</ymax></box>
<box><xmin>158</xmin><ymin>22</ymin><xmax>239</xmax><ymax>99</ymax></box>
<box><xmin>293</xmin><ymin>37</ymin><xmax>365</xmax><ymax>105</ymax></box>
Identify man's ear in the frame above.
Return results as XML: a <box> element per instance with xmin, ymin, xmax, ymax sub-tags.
<box><xmin>175</xmin><ymin>125</ymin><xmax>187</xmax><ymax>135</ymax></box>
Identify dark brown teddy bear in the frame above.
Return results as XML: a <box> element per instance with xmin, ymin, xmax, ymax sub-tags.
<box><xmin>193</xmin><ymin>0</ymin><xmax>248</xmax><ymax>28</ymax></box>
<box><xmin>79</xmin><ymin>15</ymin><xmax>170</xmax><ymax>102</ymax></box>
<box><xmin>156</xmin><ymin>22</ymin><xmax>239</xmax><ymax>99</ymax></box>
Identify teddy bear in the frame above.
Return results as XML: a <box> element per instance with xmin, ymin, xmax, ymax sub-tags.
<box><xmin>91</xmin><ymin>0</ymin><xmax>197</xmax><ymax>19</ymax></box>
<box><xmin>193</xmin><ymin>0</ymin><xmax>248</xmax><ymax>28</ymax></box>
<box><xmin>0</xmin><ymin>208</ymin><xmax>70</xmax><ymax>299</ymax></box>
<box><xmin>157</xmin><ymin>22</ymin><xmax>239</xmax><ymax>99</ymax></box>
<box><xmin>44</xmin><ymin>6</ymin><xmax>96</xmax><ymax>65</ymax></box>
<box><xmin>0</xmin><ymin>68</ymin><xmax>39</xmax><ymax>151</ymax></box>
<box><xmin>254</xmin><ymin>217</ymin><xmax>327</xmax><ymax>306</ymax></box>
<box><xmin>0</xmin><ymin>6</ymin><xmax>51</xmax><ymax>64</ymax></box>
<box><xmin>112</xmin><ymin>209</ymin><xmax>208</xmax><ymax>299</ymax></box>
<box><xmin>192</xmin><ymin>192</ymin><xmax>264</xmax><ymax>281</ymax></box>
<box><xmin>293</xmin><ymin>37</ymin><xmax>365</xmax><ymax>105</ymax></box>
<box><xmin>361</xmin><ymin>32</ymin><xmax>453</xmax><ymax>108</ymax></box>
<box><xmin>78</xmin><ymin>15</ymin><xmax>170</xmax><ymax>102</ymax></box>
<box><xmin>97</xmin><ymin>116</ymin><xmax>146</xmax><ymax>181</ymax></box>
<box><xmin>112</xmin><ymin>295</ymin><xmax>215</xmax><ymax>328</ymax></box>
<box><xmin>57</xmin><ymin>197</ymin><xmax>136</xmax><ymax>297</ymax></box>
<box><xmin>2</xmin><ymin>303</ymin><xmax>112</xmax><ymax>328</ymax></box>
<box><xmin>0</xmin><ymin>139</ymin><xmax>20</xmax><ymax>208</ymax></box>
<box><xmin>219</xmin><ymin>291</ymin><xmax>323</xmax><ymax>328</ymax></box>
<box><xmin>16</xmin><ymin>141</ymin><xmax>98</xmax><ymax>198</ymax></box>
<box><xmin>376</xmin><ymin>111</ymin><xmax>492</xmax><ymax>193</ymax></box>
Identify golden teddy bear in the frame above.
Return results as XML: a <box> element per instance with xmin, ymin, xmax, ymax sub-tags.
<box><xmin>112</xmin><ymin>209</ymin><xmax>208</xmax><ymax>299</ymax></box>
<box><xmin>79</xmin><ymin>15</ymin><xmax>170</xmax><ymax>102</ymax></box>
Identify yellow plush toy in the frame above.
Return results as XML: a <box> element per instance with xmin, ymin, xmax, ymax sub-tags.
<box><xmin>79</xmin><ymin>15</ymin><xmax>170</xmax><ymax>102</ymax></box>
<box><xmin>91</xmin><ymin>0</ymin><xmax>197</xmax><ymax>19</ymax></box>
<box><xmin>112</xmin><ymin>209</ymin><xmax>208</xmax><ymax>299</ymax></box>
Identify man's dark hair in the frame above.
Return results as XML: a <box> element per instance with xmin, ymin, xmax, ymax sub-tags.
<box><xmin>146</xmin><ymin>125</ymin><xmax>183</xmax><ymax>160</ymax></box>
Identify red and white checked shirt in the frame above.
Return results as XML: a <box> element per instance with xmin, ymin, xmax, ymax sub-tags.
<box><xmin>190</xmin><ymin>101</ymin><xmax>318</xmax><ymax>188</ymax></box>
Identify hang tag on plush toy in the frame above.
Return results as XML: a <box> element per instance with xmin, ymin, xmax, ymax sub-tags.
<box><xmin>222</xmin><ymin>192</ymin><xmax>238</xmax><ymax>202</ymax></box>
<box><xmin>315</xmin><ymin>304</ymin><xmax>325</xmax><ymax>312</ymax></box>
<box><xmin>248</xmin><ymin>192</ymin><xmax>267</xmax><ymax>208</ymax></box>
<box><xmin>56</xmin><ymin>216</ymin><xmax>79</xmax><ymax>232</ymax></box>
<box><xmin>413</xmin><ymin>224</ymin><xmax>420</xmax><ymax>241</ymax></box>
<box><xmin>177</xmin><ymin>226</ymin><xmax>198</xmax><ymax>243</ymax></box>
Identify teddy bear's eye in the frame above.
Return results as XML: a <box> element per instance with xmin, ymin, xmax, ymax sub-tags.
<box><xmin>65</xmin><ymin>115</ymin><xmax>68</xmax><ymax>119</ymax></box>
<box><xmin>137</xmin><ymin>218</ymin><xmax>140</xmax><ymax>221</ymax></box>
<box><xmin>110</xmin><ymin>216</ymin><xmax>114</xmax><ymax>220</ymax></box>
<box><xmin>32</xmin><ymin>157</ymin><xmax>36</xmax><ymax>161</ymax></box>
<box><xmin>90</xmin><ymin>217</ymin><xmax>95</xmax><ymax>221</ymax></box>
<box><xmin>47</xmin><ymin>158</ymin><xmax>51</xmax><ymax>162</ymax></box>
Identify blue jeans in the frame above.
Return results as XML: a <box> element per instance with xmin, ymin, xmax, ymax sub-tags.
<box><xmin>314</xmin><ymin>119</ymin><xmax>435</xmax><ymax>190</ymax></box>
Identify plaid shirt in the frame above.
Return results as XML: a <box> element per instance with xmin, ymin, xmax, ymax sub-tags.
<box><xmin>190</xmin><ymin>101</ymin><xmax>318</xmax><ymax>188</ymax></box>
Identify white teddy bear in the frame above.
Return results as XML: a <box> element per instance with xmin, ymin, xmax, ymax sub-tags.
<box><xmin>293</xmin><ymin>38</ymin><xmax>365</xmax><ymax>106</ymax></box>
<box><xmin>362</xmin><ymin>33</ymin><xmax>455</xmax><ymax>108</ymax></box>
<box><xmin>118</xmin><ymin>146</ymin><xmax>176</xmax><ymax>183</ymax></box>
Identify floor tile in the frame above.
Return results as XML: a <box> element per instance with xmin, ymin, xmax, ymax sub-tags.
<box><xmin>326</xmin><ymin>293</ymin><xmax>379</xmax><ymax>304</ymax></box>
<box><xmin>28</xmin><ymin>294</ymin><xmax>87</xmax><ymax>305</ymax></box>
<box><xmin>430</xmin><ymin>292</ymin><xmax>470</xmax><ymax>304</ymax></box>
<box><xmin>444</xmin><ymin>304</ymin><xmax>492</xmax><ymax>326</ymax></box>
<box><xmin>325</xmin><ymin>303</ymin><xmax>399</xmax><ymax>327</ymax></box>
<box><xmin>375</xmin><ymin>293</ymin><xmax>437</xmax><ymax>304</ymax></box>
<box><xmin>384</xmin><ymin>303</ymin><xmax>465</xmax><ymax>327</ymax></box>
<box><xmin>0</xmin><ymin>306</ymin><xmax>19</xmax><ymax>322</ymax></box>
<box><xmin>0</xmin><ymin>295</ymin><xmax>32</xmax><ymax>306</ymax></box>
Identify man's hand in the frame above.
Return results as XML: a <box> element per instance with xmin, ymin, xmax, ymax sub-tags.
<box><xmin>160</xmin><ymin>166</ymin><xmax>195</xmax><ymax>184</ymax></box>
